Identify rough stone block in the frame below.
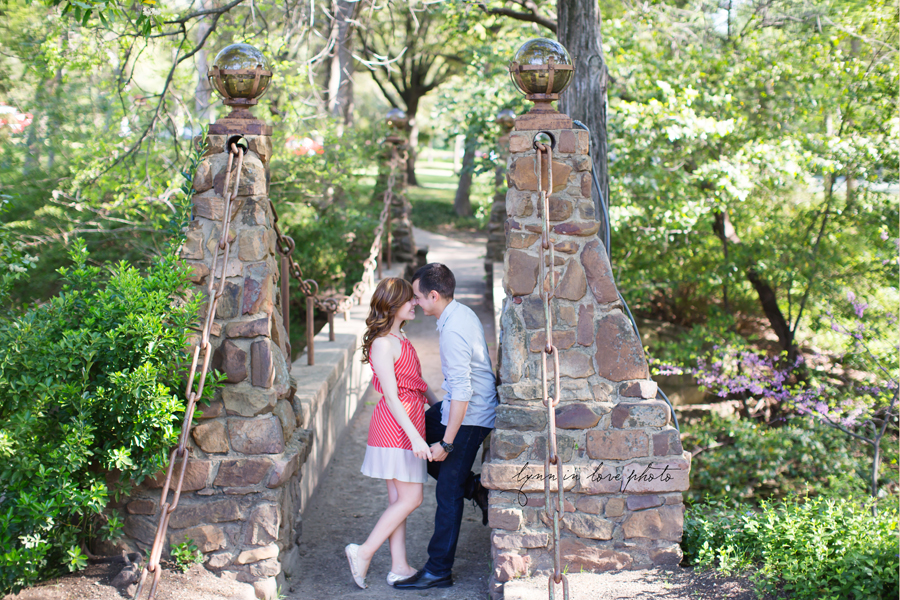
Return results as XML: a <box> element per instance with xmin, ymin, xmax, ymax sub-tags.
<box><xmin>488</xmin><ymin>507</ymin><xmax>524</xmax><ymax>531</ymax></box>
<box><xmin>554</xmin><ymin>259</ymin><xmax>586</xmax><ymax>301</ymax></box>
<box><xmin>494</xmin><ymin>551</ymin><xmax>531</xmax><ymax>583</ymax></box>
<box><xmin>581</xmin><ymin>172</ymin><xmax>591</xmax><ymax>197</ymax></box>
<box><xmin>239</xmin><ymin>227</ymin><xmax>269</xmax><ymax>262</ymax></box>
<box><xmin>508</xmin><ymin>231</ymin><xmax>540</xmax><ymax>249</ymax></box>
<box><xmin>506</xmin><ymin>250</ymin><xmax>539</xmax><ymax>297</ymax></box>
<box><xmin>236</xmin><ymin>543</ymin><xmax>279</xmax><ymax>565</ymax></box>
<box><xmin>242</xmin><ymin>262</ymin><xmax>272</xmax><ymax>316</ymax></box>
<box><xmin>558</xmin><ymin>130</ymin><xmax>576</xmax><ymax>153</ymax></box>
<box><xmin>559</xmin><ymin>538</ymin><xmax>633</xmax><ymax>571</ymax></box>
<box><xmin>170</xmin><ymin>524</ymin><xmax>227</xmax><ymax>553</ymax></box>
<box><xmin>575</xmin><ymin>496</ymin><xmax>605</xmax><ymax>515</ymax></box>
<box><xmin>213</xmin><ymin>459</ymin><xmax>272</xmax><ymax>487</ymax></box>
<box><xmin>595</xmin><ymin>313</ymin><xmax>650</xmax><ymax>382</ymax></box>
<box><xmin>528</xmin><ymin>330</ymin><xmax>576</xmax><ymax>353</ymax></box>
<box><xmin>553</xmin><ymin>241</ymin><xmax>579</xmax><ymax>254</ymax></box>
<box><xmin>577</xmin><ymin>304</ymin><xmax>594</xmax><ymax>346</ymax></box>
<box><xmin>146</xmin><ymin>460</ymin><xmax>210</xmax><ymax>492</ymax></box>
<box><xmin>532</xmin><ymin>434</ymin><xmax>576</xmax><ymax>462</ymax></box>
<box><xmin>611</xmin><ymin>401</ymin><xmax>670</xmax><ymax>428</ymax></box>
<box><xmin>251</xmin><ymin>339</ymin><xmax>275</xmax><ymax>388</ymax></box>
<box><xmin>193</xmin><ymin>160</ymin><xmax>214</xmax><ymax>193</ymax></box>
<box><xmin>126</xmin><ymin>499</ymin><xmax>156</xmax><ymax>515</ymax></box>
<box><xmin>509</xmin><ymin>133</ymin><xmax>531</xmax><ymax>153</ymax></box>
<box><xmin>181</xmin><ymin>230</ymin><xmax>205</xmax><ymax>260</ymax></box>
<box><xmin>620</xmin><ymin>380</ymin><xmax>658</xmax><ymax>399</ymax></box>
<box><xmin>605</xmin><ymin>497</ymin><xmax>625</xmax><ymax>517</ymax></box>
<box><xmin>495</xmin><ymin>405</ymin><xmax>547</xmax><ymax>431</ymax></box>
<box><xmin>192</xmin><ymin>420</ymin><xmax>229</xmax><ymax>454</ymax></box>
<box><xmin>626</xmin><ymin>495</ymin><xmax>664</xmax><ymax>511</ymax></box>
<box><xmin>619</xmin><ymin>454</ymin><xmax>691</xmax><ymax>493</ymax></box>
<box><xmin>581</xmin><ymin>240</ymin><xmax>618</xmax><ymax>303</ymax></box>
<box><xmin>553</xmin><ymin>221</ymin><xmax>600</xmax><ymax>237</ymax></box>
<box><xmin>651</xmin><ymin>544</ymin><xmax>683</xmax><ymax>565</ymax></box>
<box><xmin>509</xmin><ymin>157</ymin><xmax>570</xmax><ymax>193</ymax></box>
<box><xmin>198</xmin><ymin>401</ymin><xmax>224</xmax><ymax>419</ymax></box>
<box><xmin>167</xmin><ymin>498</ymin><xmax>244</xmax><ymax>529</ymax></box>
<box><xmin>228</xmin><ymin>416</ymin><xmax>285</xmax><ymax>455</ymax></box>
<box><xmin>586</xmin><ymin>430</ymin><xmax>650</xmax><ymax>460</ymax></box>
<box><xmin>243</xmin><ymin>504</ymin><xmax>280</xmax><ymax>545</ymax></box>
<box><xmin>492</xmin><ymin>531</ymin><xmax>549</xmax><ymax>551</ymax></box>
<box><xmin>578</xmin><ymin>464</ymin><xmax>624</xmax><ymax>494</ymax></box>
<box><xmin>490</xmin><ymin>431</ymin><xmax>528</xmax><ymax>460</ymax></box>
<box><xmin>556</xmin><ymin>349</ymin><xmax>595</xmax><ymax>379</ymax></box>
<box><xmin>213</xmin><ymin>340</ymin><xmax>248</xmax><ymax>384</ymax></box>
<box><xmin>217</xmin><ymin>281</ymin><xmax>243</xmax><ymax>320</ymax></box>
<box><xmin>506</xmin><ymin>190</ymin><xmax>534</xmax><ymax>217</ymax></box>
<box><xmin>555</xmin><ymin>403</ymin><xmax>602</xmax><ymax>429</ymax></box>
<box><xmin>225</xmin><ymin>315</ymin><xmax>271</xmax><ymax>338</ymax></box>
<box><xmin>223</xmin><ymin>386</ymin><xmax>277</xmax><ymax>417</ymax></box>
<box><xmin>574</xmin><ymin>156</ymin><xmax>592</xmax><ymax>171</ymax></box>
<box><xmin>653</xmin><ymin>429</ymin><xmax>683</xmax><ymax>456</ymax></box>
<box><xmin>266</xmin><ymin>451</ymin><xmax>301</xmax><ymax>489</ymax></box>
<box><xmin>536</xmin><ymin>195</ymin><xmax>574</xmax><ymax>221</ymax></box>
<box><xmin>193</xmin><ymin>192</ymin><xmax>225</xmax><ymax>221</ymax></box>
<box><xmin>622</xmin><ymin>505</ymin><xmax>683</xmax><ymax>542</ymax></box>
<box><xmin>123</xmin><ymin>515</ymin><xmax>157</xmax><ymax>545</ymax></box>
<box><xmin>563</xmin><ymin>513</ymin><xmax>614</xmax><ymax>540</ymax></box>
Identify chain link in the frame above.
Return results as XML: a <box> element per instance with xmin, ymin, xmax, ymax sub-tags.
<box><xmin>536</xmin><ymin>141</ymin><xmax>570</xmax><ymax>600</ymax></box>
<box><xmin>134</xmin><ymin>141</ymin><xmax>247</xmax><ymax>600</ymax></box>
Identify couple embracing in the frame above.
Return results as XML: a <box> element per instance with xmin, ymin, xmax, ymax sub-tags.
<box><xmin>345</xmin><ymin>263</ymin><xmax>497</xmax><ymax>590</ymax></box>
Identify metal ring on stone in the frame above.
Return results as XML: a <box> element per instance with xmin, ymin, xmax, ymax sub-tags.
<box><xmin>533</xmin><ymin>131</ymin><xmax>556</xmax><ymax>151</ymax></box>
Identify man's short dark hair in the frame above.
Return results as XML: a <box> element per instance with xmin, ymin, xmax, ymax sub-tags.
<box><xmin>411</xmin><ymin>263</ymin><xmax>455</xmax><ymax>300</ymax></box>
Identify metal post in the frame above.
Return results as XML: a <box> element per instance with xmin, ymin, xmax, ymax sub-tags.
<box><xmin>281</xmin><ymin>255</ymin><xmax>290</xmax><ymax>339</ymax></box>
<box><xmin>328</xmin><ymin>309</ymin><xmax>335</xmax><ymax>342</ymax></box>
<box><xmin>306</xmin><ymin>297</ymin><xmax>315</xmax><ymax>366</ymax></box>
<box><xmin>386</xmin><ymin>211</ymin><xmax>392</xmax><ymax>270</ymax></box>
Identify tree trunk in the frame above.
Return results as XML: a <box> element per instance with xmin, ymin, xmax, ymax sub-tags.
<box><xmin>713</xmin><ymin>210</ymin><xmax>800</xmax><ymax>364</ymax></box>
<box><xmin>328</xmin><ymin>0</ymin><xmax>359</xmax><ymax>126</ymax></box>
<box><xmin>194</xmin><ymin>0</ymin><xmax>214</xmax><ymax>122</ymax></box>
<box><xmin>557</xmin><ymin>0</ymin><xmax>610</xmax><ymax>216</ymax></box>
<box><xmin>405</xmin><ymin>94</ymin><xmax>420</xmax><ymax>186</ymax></box>
<box><xmin>454</xmin><ymin>137</ymin><xmax>476</xmax><ymax>217</ymax></box>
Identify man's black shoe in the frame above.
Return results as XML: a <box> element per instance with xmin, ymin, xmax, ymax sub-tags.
<box><xmin>393</xmin><ymin>569</ymin><xmax>453</xmax><ymax>590</ymax></box>
<box><xmin>472</xmin><ymin>475</ymin><xmax>489</xmax><ymax>526</ymax></box>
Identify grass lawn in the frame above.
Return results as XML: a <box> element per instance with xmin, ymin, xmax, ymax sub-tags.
<box><xmin>408</xmin><ymin>157</ymin><xmax>494</xmax><ymax>234</ymax></box>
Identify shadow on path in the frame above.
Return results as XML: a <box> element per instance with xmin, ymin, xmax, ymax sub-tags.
<box><xmin>284</xmin><ymin>227</ymin><xmax>493</xmax><ymax>599</ymax></box>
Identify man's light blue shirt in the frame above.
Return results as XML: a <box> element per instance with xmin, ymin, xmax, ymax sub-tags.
<box><xmin>436</xmin><ymin>299</ymin><xmax>498</xmax><ymax>429</ymax></box>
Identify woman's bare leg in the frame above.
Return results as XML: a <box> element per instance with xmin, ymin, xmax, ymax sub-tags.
<box><xmin>355</xmin><ymin>480</ymin><xmax>423</xmax><ymax>579</ymax></box>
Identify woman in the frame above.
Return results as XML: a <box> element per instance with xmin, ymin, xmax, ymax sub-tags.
<box><xmin>345</xmin><ymin>277</ymin><xmax>439</xmax><ymax>589</ymax></box>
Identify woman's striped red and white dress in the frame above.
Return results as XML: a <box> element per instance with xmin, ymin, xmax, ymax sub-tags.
<box><xmin>360</xmin><ymin>333</ymin><xmax>428</xmax><ymax>483</ymax></box>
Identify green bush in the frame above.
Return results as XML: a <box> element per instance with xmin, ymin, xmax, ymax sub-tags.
<box><xmin>683</xmin><ymin>413</ymin><xmax>882</xmax><ymax>503</ymax></box>
<box><xmin>0</xmin><ymin>143</ymin><xmax>215</xmax><ymax>594</ymax></box>
<box><xmin>684</xmin><ymin>495</ymin><xmax>899</xmax><ymax>600</ymax></box>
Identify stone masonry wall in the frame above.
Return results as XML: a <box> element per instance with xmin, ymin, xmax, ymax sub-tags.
<box><xmin>114</xmin><ymin>132</ymin><xmax>300</xmax><ymax>600</ymax></box>
<box><xmin>481</xmin><ymin>125</ymin><xmax>691</xmax><ymax>598</ymax></box>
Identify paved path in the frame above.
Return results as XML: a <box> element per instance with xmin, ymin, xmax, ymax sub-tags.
<box><xmin>283</xmin><ymin>227</ymin><xmax>494</xmax><ymax>600</ymax></box>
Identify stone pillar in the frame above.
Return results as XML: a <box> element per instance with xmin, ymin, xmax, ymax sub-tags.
<box><xmin>385</xmin><ymin>135</ymin><xmax>416</xmax><ymax>264</ymax></box>
<box><xmin>481</xmin><ymin>124</ymin><xmax>690</xmax><ymax>597</ymax></box>
<box><xmin>485</xmin><ymin>125</ymin><xmax>512</xmax><ymax>263</ymax></box>
<box><xmin>116</xmin><ymin>122</ymin><xmax>306</xmax><ymax>599</ymax></box>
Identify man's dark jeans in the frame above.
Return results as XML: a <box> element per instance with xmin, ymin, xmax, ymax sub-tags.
<box><xmin>423</xmin><ymin>403</ymin><xmax>491</xmax><ymax>578</ymax></box>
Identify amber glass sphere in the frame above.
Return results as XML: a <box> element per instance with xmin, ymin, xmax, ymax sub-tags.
<box><xmin>510</xmin><ymin>38</ymin><xmax>573</xmax><ymax>95</ymax></box>
<box><xmin>386</xmin><ymin>108</ymin><xmax>408</xmax><ymax>129</ymax></box>
<box><xmin>496</xmin><ymin>109</ymin><xmax>516</xmax><ymax>128</ymax></box>
<box><xmin>209</xmin><ymin>44</ymin><xmax>272</xmax><ymax>101</ymax></box>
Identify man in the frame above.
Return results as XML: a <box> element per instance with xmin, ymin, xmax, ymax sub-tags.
<box><xmin>394</xmin><ymin>263</ymin><xmax>497</xmax><ymax>590</ymax></box>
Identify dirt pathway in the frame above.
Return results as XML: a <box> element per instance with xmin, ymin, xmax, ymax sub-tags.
<box><xmin>282</xmin><ymin>228</ymin><xmax>494</xmax><ymax>600</ymax></box>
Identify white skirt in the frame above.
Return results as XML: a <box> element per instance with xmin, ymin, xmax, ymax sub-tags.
<box><xmin>361</xmin><ymin>445</ymin><xmax>428</xmax><ymax>483</ymax></box>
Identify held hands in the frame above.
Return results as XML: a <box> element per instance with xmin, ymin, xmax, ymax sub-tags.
<box><xmin>412</xmin><ymin>437</ymin><xmax>434</xmax><ymax>461</ymax></box>
<box><xmin>429</xmin><ymin>442</ymin><xmax>448</xmax><ymax>462</ymax></box>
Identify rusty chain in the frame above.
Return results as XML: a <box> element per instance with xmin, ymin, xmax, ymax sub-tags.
<box><xmin>536</xmin><ymin>140</ymin><xmax>569</xmax><ymax>600</ymax></box>
<box><xmin>134</xmin><ymin>141</ymin><xmax>247</xmax><ymax>600</ymax></box>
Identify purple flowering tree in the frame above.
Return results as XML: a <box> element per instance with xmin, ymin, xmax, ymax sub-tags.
<box><xmin>683</xmin><ymin>295</ymin><xmax>898</xmax><ymax>505</ymax></box>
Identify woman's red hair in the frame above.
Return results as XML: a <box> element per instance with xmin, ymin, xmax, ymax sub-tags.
<box><xmin>361</xmin><ymin>277</ymin><xmax>414</xmax><ymax>364</ymax></box>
